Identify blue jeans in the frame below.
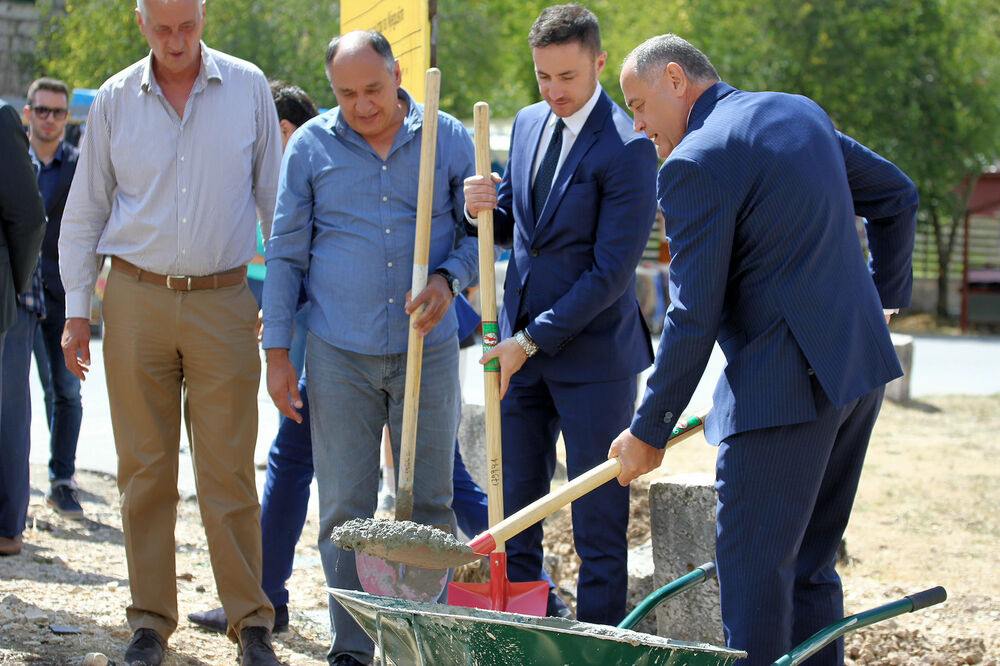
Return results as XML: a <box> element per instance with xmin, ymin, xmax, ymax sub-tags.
<box><xmin>33</xmin><ymin>291</ymin><xmax>83</xmax><ymax>481</ymax></box>
<box><xmin>307</xmin><ymin>333</ymin><xmax>459</xmax><ymax>664</ymax></box>
<box><xmin>260</xmin><ymin>374</ymin><xmax>312</xmax><ymax>608</ymax></box>
<box><xmin>0</xmin><ymin>306</ymin><xmax>38</xmax><ymax>538</ymax></box>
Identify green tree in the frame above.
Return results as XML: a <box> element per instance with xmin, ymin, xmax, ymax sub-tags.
<box><xmin>744</xmin><ymin>0</ymin><xmax>1000</xmax><ymax>317</ymax></box>
<box><xmin>34</xmin><ymin>0</ymin><xmax>340</xmax><ymax>109</ymax></box>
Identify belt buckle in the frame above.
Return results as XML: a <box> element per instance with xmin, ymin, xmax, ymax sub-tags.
<box><xmin>166</xmin><ymin>274</ymin><xmax>193</xmax><ymax>290</ymax></box>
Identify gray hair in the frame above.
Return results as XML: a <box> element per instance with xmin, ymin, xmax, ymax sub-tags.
<box><xmin>625</xmin><ymin>34</ymin><xmax>719</xmax><ymax>84</ymax></box>
<box><xmin>136</xmin><ymin>0</ymin><xmax>206</xmax><ymax>20</ymax></box>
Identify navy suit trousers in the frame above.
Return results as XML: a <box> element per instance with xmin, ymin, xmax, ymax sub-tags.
<box><xmin>501</xmin><ymin>364</ymin><xmax>636</xmax><ymax>625</ymax></box>
<box><xmin>715</xmin><ymin>375</ymin><xmax>884</xmax><ymax>664</ymax></box>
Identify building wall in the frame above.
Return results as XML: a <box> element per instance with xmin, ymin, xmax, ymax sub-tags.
<box><xmin>0</xmin><ymin>0</ymin><xmax>43</xmax><ymax>100</ymax></box>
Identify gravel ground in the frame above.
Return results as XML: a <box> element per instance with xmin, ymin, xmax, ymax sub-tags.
<box><xmin>1</xmin><ymin>394</ymin><xmax>998</xmax><ymax>665</ymax></box>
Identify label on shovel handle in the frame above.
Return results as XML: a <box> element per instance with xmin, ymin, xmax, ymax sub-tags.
<box><xmin>670</xmin><ymin>414</ymin><xmax>703</xmax><ymax>439</ymax></box>
<box><xmin>482</xmin><ymin>321</ymin><xmax>500</xmax><ymax>372</ymax></box>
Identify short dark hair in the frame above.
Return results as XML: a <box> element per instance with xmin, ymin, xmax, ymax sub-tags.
<box><xmin>27</xmin><ymin>77</ymin><xmax>70</xmax><ymax>106</ymax></box>
<box><xmin>269</xmin><ymin>80</ymin><xmax>319</xmax><ymax>128</ymax></box>
<box><xmin>528</xmin><ymin>4</ymin><xmax>601</xmax><ymax>56</ymax></box>
<box><xmin>626</xmin><ymin>34</ymin><xmax>719</xmax><ymax>84</ymax></box>
<box><xmin>325</xmin><ymin>30</ymin><xmax>395</xmax><ymax>73</ymax></box>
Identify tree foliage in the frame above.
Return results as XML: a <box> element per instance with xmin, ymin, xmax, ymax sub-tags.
<box><xmin>32</xmin><ymin>0</ymin><xmax>1000</xmax><ymax>316</ymax></box>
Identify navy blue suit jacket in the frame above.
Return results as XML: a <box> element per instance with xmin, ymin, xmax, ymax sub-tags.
<box><xmin>631</xmin><ymin>83</ymin><xmax>918</xmax><ymax>447</ymax></box>
<box><xmin>491</xmin><ymin>89</ymin><xmax>658</xmax><ymax>383</ymax></box>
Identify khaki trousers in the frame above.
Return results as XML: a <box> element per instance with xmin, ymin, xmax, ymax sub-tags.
<box><xmin>102</xmin><ymin>268</ymin><xmax>273</xmax><ymax>641</ymax></box>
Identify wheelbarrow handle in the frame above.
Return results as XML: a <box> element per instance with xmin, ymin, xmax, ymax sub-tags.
<box><xmin>618</xmin><ymin>562</ymin><xmax>717</xmax><ymax>630</ymax></box>
<box><xmin>467</xmin><ymin>410</ymin><xmax>709</xmax><ymax>556</ymax></box>
<box><xmin>772</xmin><ymin>586</ymin><xmax>947</xmax><ymax>666</ymax></box>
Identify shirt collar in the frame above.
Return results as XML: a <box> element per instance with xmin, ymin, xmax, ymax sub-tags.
<box><xmin>547</xmin><ymin>84</ymin><xmax>603</xmax><ymax>137</ymax></box>
<box><xmin>139</xmin><ymin>42</ymin><xmax>221</xmax><ymax>96</ymax></box>
<box><xmin>27</xmin><ymin>141</ymin><xmax>64</xmax><ymax>168</ymax></box>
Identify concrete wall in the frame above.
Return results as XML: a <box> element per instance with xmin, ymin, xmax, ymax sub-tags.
<box><xmin>0</xmin><ymin>1</ymin><xmax>40</xmax><ymax>100</ymax></box>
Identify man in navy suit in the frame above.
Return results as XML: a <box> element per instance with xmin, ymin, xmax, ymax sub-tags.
<box><xmin>464</xmin><ymin>4</ymin><xmax>657</xmax><ymax>624</ymax></box>
<box><xmin>614</xmin><ymin>35</ymin><xmax>918</xmax><ymax>664</ymax></box>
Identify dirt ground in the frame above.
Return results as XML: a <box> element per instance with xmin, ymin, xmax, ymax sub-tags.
<box><xmin>1</xmin><ymin>391</ymin><xmax>998</xmax><ymax>665</ymax></box>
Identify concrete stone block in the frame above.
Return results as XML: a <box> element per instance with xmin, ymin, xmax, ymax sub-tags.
<box><xmin>886</xmin><ymin>333</ymin><xmax>914</xmax><ymax>403</ymax></box>
<box><xmin>457</xmin><ymin>403</ymin><xmax>487</xmax><ymax>491</ymax></box>
<box><xmin>649</xmin><ymin>473</ymin><xmax>723</xmax><ymax>645</ymax></box>
<box><xmin>626</xmin><ymin>539</ymin><xmax>657</xmax><ymax>636</ymax></box>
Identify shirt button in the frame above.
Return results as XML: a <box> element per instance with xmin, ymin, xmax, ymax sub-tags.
<box><xmin>382</xmin><ymin>165</ymin><xmax>388</xmax><ymax>171</ymax></box>
<box><xmin>387</xmin><ymin>262</ymin><xmax>393</xmax><ymax>267</ymax></box>
<box><xmin>385</xmin><ymin>229</ymin><xmax>391</xmax><ymax>234</ymax></box>
<box><xmin>181</xmin><ymin>188</ymin><xmax>187</xmax><ymax>193</ymax></box>
<box><xmin>182</xmin><ymin>218</ymin><xmax>187</xmax><ymax>223</ymax></box>
<box><xmin>663</xmin><ymin>411</ymin><xmax>673</xmax><ymax>423</ymax></box>
<box><xmin>180</xmin><ymin>156</ymin><xmax>185</xmax><ymax>161</ymax></box>
<box><xmin>382</xmin><ymin>196</ymin><xmax>388</xmax><ymax>202</ymax></box>
<box><xmin>388</xmin><ymin>298</ymin><xmax>394</xmax><ymax>304</ymax></box>
<box><xmin>530</xmin><ymin>249</ymin><xmax>539</xmax><ymax>257</ymax></box>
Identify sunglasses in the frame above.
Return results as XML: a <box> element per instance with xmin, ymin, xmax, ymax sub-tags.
<box><xmin>31</xmin><ymin>106</ymin><xmax>69</xmax><ymax>120</ymax></box>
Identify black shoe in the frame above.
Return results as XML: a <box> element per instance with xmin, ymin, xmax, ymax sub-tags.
<box><xmin>47</xmin><ymin>483</ymin><xmax>84</xmax><ymax>519</ymax></box>
<box><xmin>189</xmin><ymin>604</ymin><xmax>289</xmax><ymax>634</ymax></box>
<box><xmin>331</xmin><ymin>654</ymin><xmax>369</xmax><ymax>666</ymax></box>
<box><xmin>239</xmin><ymin>626</ymin><xmax>283</xmax><ymax>665</ymax></box>
<box><xmin>546</xmin><ymin>590</ymin><xmax>572</xmax><ymax>619</ymax></box>
<box><xmin>124</xmin><ymin>628</ymin><xmax>165</xmax><ymax>666</ymax></box>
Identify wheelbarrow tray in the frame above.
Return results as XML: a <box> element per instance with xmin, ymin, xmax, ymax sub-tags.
<box><xmin>329</xmin><ymin>588</ymin><xmax>746</xmax><ymax>666</ymax></box>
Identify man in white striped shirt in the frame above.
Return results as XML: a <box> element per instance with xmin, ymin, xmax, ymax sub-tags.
<box><xmin>58</xmin><ymin>0</ymin><xmax>282</xmax><ymax>664</ymax></box>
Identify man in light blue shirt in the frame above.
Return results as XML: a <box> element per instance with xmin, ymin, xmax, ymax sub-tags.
<box><xmin>261</xmin><ymin>30</ymin><xmax>476</xmax><ymax>666</ymax></box>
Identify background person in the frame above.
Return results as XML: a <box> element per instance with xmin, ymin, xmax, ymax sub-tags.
<box><xmin>0</xmin><ymin>100</ymin><xmax>47</xmax><ymax>557</ymax></box>
<box><xmin>21</xmin><ymin>77</ymin><xmax>85</xmax><ymax>519</ymax></box>
<box><xmin>614</xmin><ymin>34</ymin><xmax>918</xmax><ymax>665</ymax></box>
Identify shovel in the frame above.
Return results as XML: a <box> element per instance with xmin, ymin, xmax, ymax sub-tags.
<box><xmin>354</xmin><ymin>67</ymin><xmax>450</xmax><ymax>603</ymax></box>
<box><xmin>332</xmin><ymin>409</ymin><xmax>709</xmax><ymax>570</ymax></box>
<box><xmin>447</xmin><ymin>102</ymin><xmax>550</xmax><ymax>615</ymax></box>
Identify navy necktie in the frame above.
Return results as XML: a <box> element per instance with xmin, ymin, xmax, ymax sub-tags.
<box><xmin>532</xmin><ymin>117</ymin><xmax>565</xmax><ymax>222</ymax></box>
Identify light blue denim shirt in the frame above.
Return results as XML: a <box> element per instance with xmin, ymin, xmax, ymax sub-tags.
<box><xmin>262</xmin><ymin>88</ymin><xmax>477</xmax><ymax>355</ymax></box>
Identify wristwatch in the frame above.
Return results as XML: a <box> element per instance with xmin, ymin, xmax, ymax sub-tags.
<box><xmin>434</xmin><ymin>268</ymin><xmax>461</xmax><ymax>297</ymax></box>
<box><xmin>514</xmin><ymin>329</ymin><xmax>539</xmax><ymax>358</ymax></box>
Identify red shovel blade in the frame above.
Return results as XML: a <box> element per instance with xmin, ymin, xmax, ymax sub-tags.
<box><xmin>447</xmin><ymin>552</ymin><xmax>549</xmax><ymax>615</ymax></box>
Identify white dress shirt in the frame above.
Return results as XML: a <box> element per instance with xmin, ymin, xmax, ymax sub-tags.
<box><xmin>59</xmin><ymin>43</ymin><xmax>282</xmax><ymax>319</ymax></box>
<box><xmin>530</xmin><ymin>84</ymin><xmax>604</xmax><ymax>186</ymax></box>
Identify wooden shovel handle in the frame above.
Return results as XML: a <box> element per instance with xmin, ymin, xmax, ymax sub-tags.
<box><xmin>482</xmin><ymin>410</ymin><xmax>710</xmax><ymax>551</ymax></box>
<box><xmin>473</xmin><ymin>102</ymin><xmax>507</xmax><ymax>552</ymax></box>
<box><xmin>396</xmin><ymin>68</ymin><xmax>441</xmax><ymax>522</ymax></box>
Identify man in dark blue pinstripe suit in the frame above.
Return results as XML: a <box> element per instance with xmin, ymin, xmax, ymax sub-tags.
<box><xmin>613</xmin><ymin>35</ymin><xmax>918</xmax><ymax>664</ymax></box>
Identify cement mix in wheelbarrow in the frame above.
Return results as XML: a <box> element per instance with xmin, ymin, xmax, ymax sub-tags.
<box><xmin>329</xmin><ymin>518</ymin><xmax>476</xmax><ymax>568</ymax></box>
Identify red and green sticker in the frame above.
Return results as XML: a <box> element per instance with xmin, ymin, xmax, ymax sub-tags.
<box><xmin>482</xmin><ymin>321</ymin><xmax>500</xmax><ymax>372</ymax></box>
<box><xmin>670</xmin><ymin>414</ymin><xmax>703</xmax><ymax>439</ymax></box>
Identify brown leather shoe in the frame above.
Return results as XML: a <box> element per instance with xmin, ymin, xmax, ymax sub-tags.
<box><xmin>0</xmin><ymin>535</ymin><xmax>22</xmax><ymax>556</ymax></box>
<box><xmin>239</xmin><ymin>626</ymin><xmax>283</xmax><ymax>665</ymax></box>
<box><xmin>124</xmin><ymin>627</ymin><xmax>165</xmax><ymax>666</ymax></box>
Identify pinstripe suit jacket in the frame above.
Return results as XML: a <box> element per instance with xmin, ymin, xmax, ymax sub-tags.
<box><xmin>492</xmin><ymin>90</ymin><xmax>658</xmax><ymax>383</ymax></box>
<box><xmin>631</xmin><ymin>82</ymin><xmax>918</xmax><ymax>447</ymax></box>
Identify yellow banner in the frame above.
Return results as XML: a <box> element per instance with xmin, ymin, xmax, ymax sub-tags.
<box><xmin>341</xmin><ymin>0</ymin><xmax>431</xmax><ymax>103</ymax></box>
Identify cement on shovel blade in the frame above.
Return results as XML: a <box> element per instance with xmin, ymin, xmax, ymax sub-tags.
<box><xmin>330</xmin><ymin>517</ymin><xmax>479</xmax><ymax>569</ymax></box>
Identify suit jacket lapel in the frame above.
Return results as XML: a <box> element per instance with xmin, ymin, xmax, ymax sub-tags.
<box><xmin>532</xmin><ymin>91</ymin><xmax>609</xmax><ymax>235</ymax></box>
<box><xmin>514</xmin><ymin>109</ymin><xmax>549</xmax><ymax>228</ymax></box>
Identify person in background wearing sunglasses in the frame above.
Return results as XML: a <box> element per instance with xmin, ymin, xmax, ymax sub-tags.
<box><xmin>19</xmin><ymin>77</ymin><xmax>87</xmax><ymax>521</ymax></box>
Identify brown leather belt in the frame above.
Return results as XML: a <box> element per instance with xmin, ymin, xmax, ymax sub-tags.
<box><xmin>111</xmin><ymin>256</ymin><xmax>246</xmax><ymax>291</ymax></box>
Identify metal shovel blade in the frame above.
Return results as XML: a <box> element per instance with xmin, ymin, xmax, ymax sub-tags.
<box><xmin>355</xmin><ymin>551</ymin><xmax>448</xmax><ymax>602</ymax></box>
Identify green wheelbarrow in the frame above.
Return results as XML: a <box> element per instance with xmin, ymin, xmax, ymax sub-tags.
<box><xmin>330</xmin><ymin>562</ymin><xmax>946</xmax><ymax>666</ymax></box>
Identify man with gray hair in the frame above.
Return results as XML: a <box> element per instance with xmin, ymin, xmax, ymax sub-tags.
<box><xmin>615</xmin><ymin>34</ymin><xmax>917</xmax><ymax>665</ymax></box>
<box><xmin>59</xmin><ymin>0</ymin><xmax>282</xmax><ymax>663</ymax></box>
<box><xmin>263</xmin><ymin>30</ymin><xmax>476</xmax><ymax>666</ymax></box>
